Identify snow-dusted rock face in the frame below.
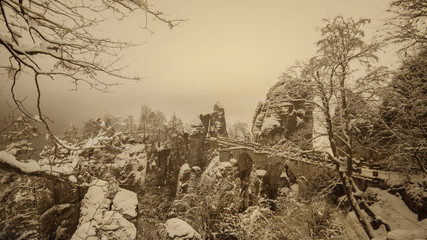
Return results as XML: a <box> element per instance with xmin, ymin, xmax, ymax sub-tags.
<box><xmin>111</xmin><ymin>144</ymin><xmax>147</xmax><ymax>186</ymax></box>
<box><xmin>188</xmin><ymin>118</ymin><xmax>206</xmax><ymax>168</ymax></box>
<box><xmin>200</xmin><ymin>156</ymin><xmax>239</xmax><ymax>189</ymax></box>
<box><xmin>252</xmin><ymin>78</ymin><xmax>313</xmax><ymax>147</ymax></box>
<box><xmin>112</xmin><ymin>188</ymin><xmax>138</xmax><ymax>219</ymax></box>
<box><xmin>165</xmin><ymin>218</ymin><xmax>201</xmax><ymax>239</ymax></box>
<box><xmin>0</xmin><ymin>167</ymin><xmax>82</xmax><ymax>239</ymax></box>
<box><xmin>199</xmin><ymin>101</ymin><xmax>228</xmax><ymax>138</ymax></box>
<box><xmin>187</xmin><ymin>102</ymin><xmax>228</xmax><ymax>168</ymax></box>
<box><xmin>71</xmin><ymin>180</ymin><xmax>138</xmax><ymax>240</ymax></box>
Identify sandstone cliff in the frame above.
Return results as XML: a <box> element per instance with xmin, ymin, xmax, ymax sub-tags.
<box><xmin>186</xmin><ymin>102</ymin><xmax>228</xmax><ymax>169</ymax></box>
<box><xmin>199</xmin><ymin>101</ymin><xmax>228</xmax><ymax>138</ymax></box>
<box><xmin>252</xmin><ymin>77</ymin><xmax>313</xmax><ymax>148</ymax></box>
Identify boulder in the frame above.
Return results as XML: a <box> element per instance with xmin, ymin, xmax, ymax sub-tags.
<box><xmin>71</xmin><ymin>180</ymin><xmax>138</xmax><ymax>240</ymax></box>
<box><xmin>112</xmin><ymin>188</ymin><xmax>138</xmax><ymax>220</ymax></box>
<box><xmin>165</xmin><ymin>218</ymin><xmax>201</xmax><ymax>239</ymax></box>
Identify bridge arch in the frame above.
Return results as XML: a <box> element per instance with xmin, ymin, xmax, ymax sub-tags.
<box><xmin>238</xmin><ymin>152</ymin><xmax>253</xmax><ymax>182</ymax></box>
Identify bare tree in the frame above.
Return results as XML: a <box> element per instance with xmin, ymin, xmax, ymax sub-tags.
<box><xmin>374</xmin><ymin>0</ymin><xmax>427</xmax><ymax>173</ymax></box>
<box><xmin>139</xmin><ymin>104</ymin><xmax>154</xmax><ymax>140</ymax></box>
<box><xmin>0</xmin><ymin>0</ymin><xmax>183</xmax><ymax>146</ymax></box>
<box><xmin>124</xmin><ymin>115</ymin><xmax>135</xmax><ymax>133</ymax></box>
<box><xmin>287</xmin><ymin>16</ymin><xmax>390</xmax><ymax>238</ymax></box>
<box><xmin>373</xmin><ymin>48</ymin><xmax>427</xmax><ymax>174</ymax></box>
<box><xmin>152</xmin><ymin>110</ymin><xmax>166</xmax><ymax>146</ymax></box>
<box><xmin>384</xmin><ymin>0</ymin><xmax>427</xmax><ymax>54</ymax></box>
<box><xmin>228</xmin><ymin>121</ymin><xmax>251</xmax><ymax>141</ymax></box>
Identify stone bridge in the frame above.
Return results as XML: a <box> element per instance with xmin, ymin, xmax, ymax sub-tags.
<box><xmin>210</xmin><ymin>137</ymin><xmax>402</xmax><ymax>192</ymax></box>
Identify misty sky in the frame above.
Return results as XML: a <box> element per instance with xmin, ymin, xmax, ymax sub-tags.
<box><xmin>0</xmin><ymin>0</ymin><xmax>398</xmax><ymax>133</ymax></box>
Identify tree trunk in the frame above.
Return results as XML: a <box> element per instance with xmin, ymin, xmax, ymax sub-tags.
<box><xmin>414</xmin><ymin>148</ymin><xmax>427</xmax><ymax>174</ymax></box>
<box><xmin>336</xmin><ymin>166</ymin><xmax>376</xmax><ymax>239</ymax></box>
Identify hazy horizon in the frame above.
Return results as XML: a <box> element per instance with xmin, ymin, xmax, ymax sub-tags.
<box><xmin>0</xmin><ymin>0</ymin><xmax>398</xmax><ymax>134</ymax></box>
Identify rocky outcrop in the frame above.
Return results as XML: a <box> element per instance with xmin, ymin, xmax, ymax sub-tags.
<box><xmin>71</xmin><ymin>179</ymin><xmax>138</xmax><ymax>240</ymax></box>
<box><xmin>199</xmin><ymin>101</ymin><xmax>228</xmax><ymax>138</ymax></box>
<box><xmin>187</xmin><ymin>118</ymin><xmax>206</xmax><ymax>168</ymax></box>
<box><xmin>111</xmin><ymin>144</ymin><xmax>147</xmax><ymax>187</ymax></box>
<box><xmin>252</xmin><ymin>78</ymin><xmax>313</xmax><ymax>147</ymax></box>
<box><xmin>176</xmin><ymin>164</ymin><xmax>202</xmax><ymax>196</ymax></box>
<box><xmin>0</xmin><ymin>168</ymin><xmax>84</xmax><ymax>239</ymax></box>
<box><xmin>186</xmin><ymin>102</ymin><xmax>228</xmax><ymax>169</ymax></box>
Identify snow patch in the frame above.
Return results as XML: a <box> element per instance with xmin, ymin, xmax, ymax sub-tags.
<box><xmin>69</xmin><ymin>175</ymin><xmax>77</xmax><ymax>183</ymax></box>
<box><xmin>260</xmin><ymin>116</ymin><xmax>280</xmax><ymax>134</ymax></box>
<box><xmin>256</xmin><ymin>170</ymin><xmax>267</xmax><ymax>177</ymax></box>
<box><xmin>367</xmin><ymin>188</ymin><xmax>426</xmax><ymax>232</ymax></box>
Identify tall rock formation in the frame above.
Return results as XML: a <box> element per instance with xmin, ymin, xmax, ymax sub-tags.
<box><xmin>187</xmin><ymin>102</ymin><xmax>228</xmax><ymax>168</ymax></box>
<box><xmin>252</xmin><ymin>77</ymin><xmax>313</xmax><ymax>148</ymax></box>
<box><xmin>199</xmin><ymin>101</ymin><xmax>228</xmax><ymax>138</ymax></box>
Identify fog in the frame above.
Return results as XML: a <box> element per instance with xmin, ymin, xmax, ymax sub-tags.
<box><xmin>0</xmin><ymin>0</ymin><xmax>395</xmax><ymax>133</ymax></box>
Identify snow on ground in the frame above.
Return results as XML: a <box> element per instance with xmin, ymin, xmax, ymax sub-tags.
<box><xmin>365</xmin><ymin>188</ymin><xmax>427</xmax><ymax>239</ymax></box>
<box><xmin>165</xmin><ymin>218</ymin><xmax>201</xmax><ymax>239</ymax></box>
<box><xmin>71</xmin><ymin>179</ymin><xmax>138</xmax><ymax>240</ymax></box>
<box><xmin>344</xmin><ymin>187</ymin><xmax>427</xmax><ymax>240</ymax></box>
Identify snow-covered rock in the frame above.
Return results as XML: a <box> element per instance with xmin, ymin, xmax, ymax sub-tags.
<box><xmin>366</xmin><ymin>188</ymin><xmax>427</xmax><ymax>235</ymax></box>
<box><xmin>288</xmin><ymin>183</ymin><xmax>299</xmax><ymax>199</ymax></box>
<box><xmin>256</xmin><ymin>169</ymin><xmax>267</xmax><ymax>177</ymax></box>
<box><xmin>386</xmin><ymin>228</ymin><xmax>427</xmax><ymax>240</ymax></box>
<box><xmin>179</xmin><ymin>163</ymin><xmax>191</xmax><ymax>181</ymax></box>
<box><xmin>69</xmin><ymin>175</ymin><xmax>77</xmax><ymax>183</ymax></box>
<box><xmin>218</xmin><ymin>161</ymin><xmax>232</xmax><ymax>170</ymax></box>
<box><xmin>0</xmin><ymin>151</ymin><xmax>41</xmax><ymax>173</ymax></box>
<box><xmin>260</xmin><ymin>116</ymin><xmax>281</xmax><ymax>134</ymax></box>
<box><xmin>165</xmin><ymin>218</ymin><xmax>201</xmax><ymax>239</ymax></box>
<box><xmin>112</xmin><ymin>188</ymin><xmax>138</xmax><ymax>219</ymax></box>
<box><xmin>112</xmin><ymin>144</ymin><xmax>147</xmax><ymax>186</ymax></box>
<box><xmin>201</xmin><ymin>156</ymin><xmax>220</xmax><ymax>188</ymax></box>
<box><xmin>252</xmin><ymin>77</ymin><xmax>314</xmax><ymax>146</ymax></box>
<box><xmin>191</xmin><ymin>166</ymin><xmax>201</xmax><ymax>173</ymax></box>
<box><xmin>72</xmin><ymin>179</ymin><xmax>138</xmax><ymax>240</ymax></box>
